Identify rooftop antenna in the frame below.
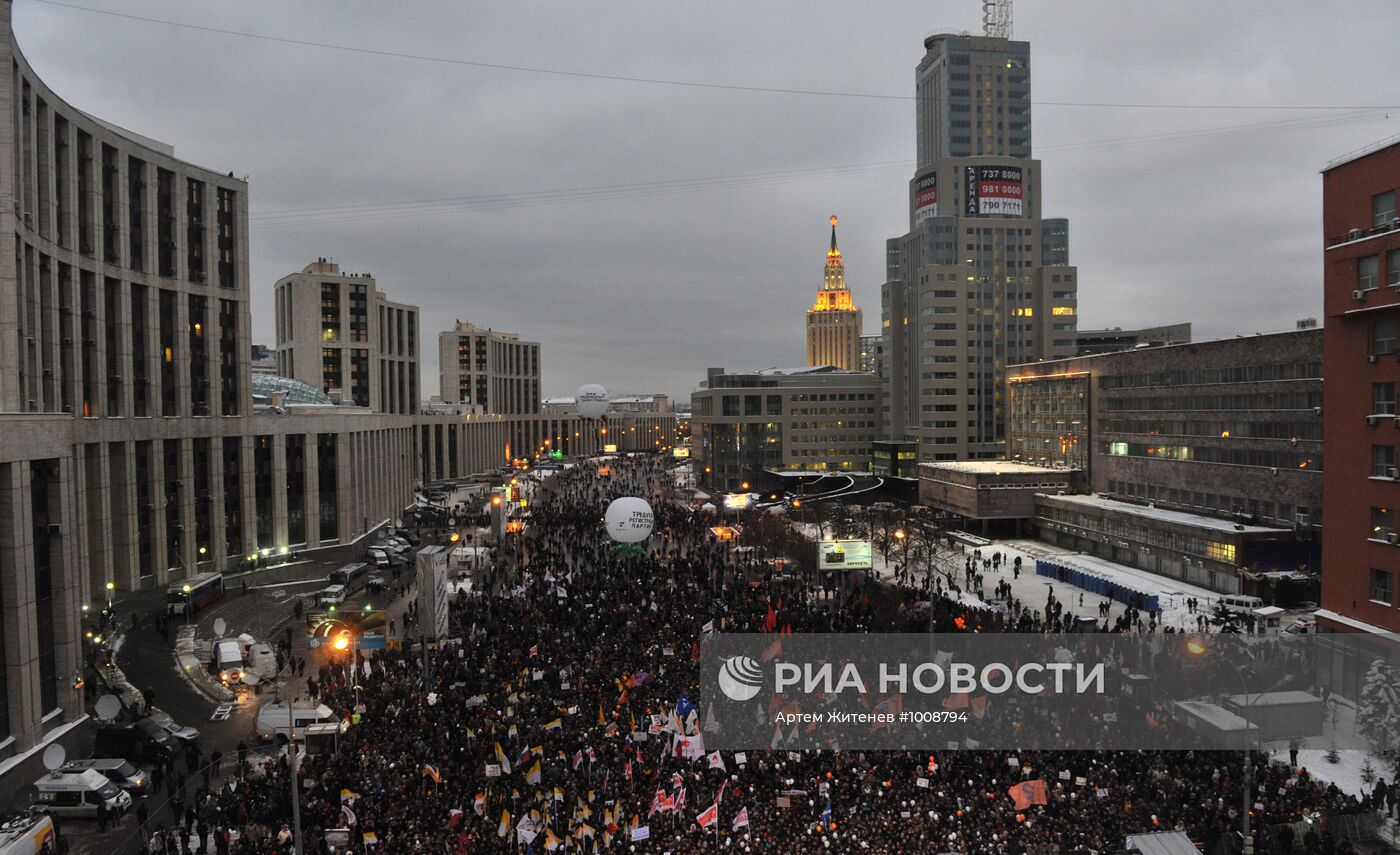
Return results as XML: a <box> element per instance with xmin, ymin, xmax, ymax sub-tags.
<box><xmin>983</xmin><ymin>0</ymin><xmax>1012</xmax><ymax>38</ymax></box>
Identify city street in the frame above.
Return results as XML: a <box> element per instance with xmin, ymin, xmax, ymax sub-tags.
<box><xmin>64</xmin><ymin>547</ymin><xmax>429</xmax><ymax>854</ymax></box>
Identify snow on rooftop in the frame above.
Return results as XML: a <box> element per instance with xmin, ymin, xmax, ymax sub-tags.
<box><xmin>922</xmin><ymin>460</ymin><xmax>1076</xmax><ymax>475</ymax></box>
<box><xmin>1040</xmin><ymin>493</ymin><xmax>1289</xmax><ymax>535</ymax></box>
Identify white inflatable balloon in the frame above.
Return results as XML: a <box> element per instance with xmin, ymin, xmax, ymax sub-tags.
<box><xmin>605</xmin><ymin>496</ymin><xmax>654</xmax><ymax>543</ymax></box>
<box><xmin>577</xmin><ymin>384</ymin><xmax>610</xmax><ymax>419</ymax></box>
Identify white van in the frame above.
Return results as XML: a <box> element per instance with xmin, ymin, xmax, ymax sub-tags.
<box><xmin>1220</xmin><ymin>595</ymin><xmax>1264</xmax><ymax>614</ymax></box>
<box><xmin>213</xmin><ymin>638</ymin><xmax>246</xmax><ymax>685</ymax></box>
<box><xmin>366</xmin><ymin>549</ymin><xmax>390</xmax><ymax>569</ymax></box>
<box><xmin>318</xmin><ymin>585</ymin><xmax>347</xmax><ymax>606</ymax></box>
<box><xmin>0</xmin><ymin>812</ymin><xmax>57</xmax><ymax>855</ymax></box>
<box><xmin>256</xmin><ymin>701</ymin><xmax>339</xmax><ymax>743</ymax></box>
<box><xmin>33</xmin><ymin>769</ymin><xmax>131</xmax><ymax>818</ymax></box>
<box><xmin>60</xmin><ymin>758</ymin><xmax>149</xmax><ymax>794</ymax></box>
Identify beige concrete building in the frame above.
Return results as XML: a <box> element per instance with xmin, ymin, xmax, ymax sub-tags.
<box><xmin>805</xmin><ymin>216</ymin><xmax>862</xmax><ymax>370</ymax></box>
<box><xmin>691</xmin><ymin>366</ymin><xmax>882</xmax><ymax>491</ymax></box>
<box><xmin>0</xmin><ymin>5</ymin><xmax>675</xmax><ymax>799</ymax></box>
<box><xmin>882</xmin><ymin>32</ymin><xmax>1078</xmax><ymax>462</ymax></box>
<box><xmin>274</xmin><ymin>259</ymin><xmax>418</xmax><ymax>414</ymax></box>
<box><xmin>438</xmin><ymin>319</ymin><xmax>540</xmax><ymax>414</ymax></box>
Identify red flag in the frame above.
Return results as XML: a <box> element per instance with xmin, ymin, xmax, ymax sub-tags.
<box><xmin>447</xmin><ymin>808</ymin><xmax>464</xmax><ymax>828</ymax></box>
<box><xmin>764</xmin><ymin>605</ymin><xmax>777</xmax><ymax>632</ymax></box>
<box><xmin>696</xmin><ymin>802</ymin><xmax>719</xmax><ymax>829</ymax></box>
<box><xmin>760</xmin><ymin>638</ymin><xmax>783</xmax><ymax>662</ymax></box>
<box><xmin>649</xmin><ymin>789</ymin><xmax>674</xmax><ymax>816</ymax></box>
<box><xmin>1008</xmin><ymin>779</ymin><xmax>1048</xmax><ymax>810</ymax></box>
<box><xmin>732</xmin><ymin>806</ymin><xmax>750</xmax><ymax>830</ymax></box>
<box><xmin>691</xmin><ymin>641</ymin><xmax>699</xmax><ymax>662</ymax></box>
<box><xmin>781</xmin><ymin>622</ymin><xmax>791</xmax><ymax>636</ymax></box>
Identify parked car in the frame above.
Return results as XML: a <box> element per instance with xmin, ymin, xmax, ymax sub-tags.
<box><xmin>153</xmin><ymin>717</ymin><xmax>200</xmax><ymax>745</ymax></box>
<box><xmin>94</xmin><ymin>721</ymin><xmax>172</xmax><ymax>762</ymax></box>
<box><xmin>59</xmin><ymin>758</ymin><xmax>149</xmax><ymax>794</ymax></box>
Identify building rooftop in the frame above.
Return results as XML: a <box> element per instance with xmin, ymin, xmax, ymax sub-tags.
<box><xmin>1041</xmin><ymin>493</ymin><xmax>1288</xmax><ymax>535</ymax></box>
<box><xmin>921</xmin><ymin>460</ymin><xmax>1074</xmax><ymax>475</ymax></box>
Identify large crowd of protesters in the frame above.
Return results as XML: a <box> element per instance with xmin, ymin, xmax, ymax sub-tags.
<box><xmin>119</xmin><ymin>456</ymin><xmax>1392</xmax><ymax>854</ymax></box>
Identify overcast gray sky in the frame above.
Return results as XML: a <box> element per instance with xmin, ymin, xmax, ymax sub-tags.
<box><xmin>17</xmin><ymin>1</ymin><xmax>1400</xmax><ymax>400</ymax></box>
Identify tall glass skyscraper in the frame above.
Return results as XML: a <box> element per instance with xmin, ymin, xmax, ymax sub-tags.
<box><xmin>882</xmin><ymin>30</ymin><xmax>1078</xmax><ymax>461</ymax></box>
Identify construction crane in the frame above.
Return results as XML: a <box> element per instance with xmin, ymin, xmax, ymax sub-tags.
<box><xmin>983</xmin><ymin>0</ymin><xmax>1012</xmax><ymax>39</ymax></box>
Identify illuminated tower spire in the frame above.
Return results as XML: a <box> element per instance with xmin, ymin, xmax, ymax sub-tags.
<box><xmin>824</xmin><ymin>215</ymin><xmax>846</xmax><ymax>291</ymax></box>
<box><xmin>807</xmin><ymin>214</ymin><xmax>862</xmax><ymax>370</ymax></box>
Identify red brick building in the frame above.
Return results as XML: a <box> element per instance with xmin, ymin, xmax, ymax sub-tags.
<box><xmin>1319</xmin><ymin>137</ymin><xmax>1400</xmax><ymax>652</ymax></box>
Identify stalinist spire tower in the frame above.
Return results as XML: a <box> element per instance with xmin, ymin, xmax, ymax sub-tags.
<box><xmin>805</xmin><ymin>215</ymin><xmax>863</xmax><ymax>370</ymax></box>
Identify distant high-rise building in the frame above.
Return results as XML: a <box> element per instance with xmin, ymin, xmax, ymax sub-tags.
<box><xmin>274</xmin><ymin>259</ymin><xmax>419</xmax><ymax>413</ymax></box>
<box><xmin>806</xmin><ymin>216</ymin><xmax>863</xmax><ymax>370</ymax></box>
<box><xmin>883</xmin><ymin>27</ymin><xmax>1078</xmax><ymax>461</ymax></box>
<box><xmin>437</xmin><ymin>320</ymin><xmax>540</xmax><ymax>414</ymax></box>
<box><xmin>858</xmin><ymin>334</ymin><xmax>884</xmax><ymax>376</ymax></box>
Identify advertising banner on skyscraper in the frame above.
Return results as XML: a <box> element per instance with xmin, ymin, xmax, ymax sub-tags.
<box><xmin>913</xmin><ymin>172</ymin><xmax>939</xmax><ymax>222</ymax></box>
<box><xmin>964</xmin><ymin>165</ymin><xmax>1024</xmax><ymax>217</ymax></box>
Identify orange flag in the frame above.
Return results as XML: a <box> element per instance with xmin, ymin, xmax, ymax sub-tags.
<box><xmin>1008</xmin><ymin>779</ymin><xmax>1048</xmax><ymax>810</ymax></box>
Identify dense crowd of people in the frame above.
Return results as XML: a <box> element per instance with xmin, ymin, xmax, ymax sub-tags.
<box><xmin>121</xmin><ymin>456</ymin><xmax>1388</xmax><ymax>854</ymax></box>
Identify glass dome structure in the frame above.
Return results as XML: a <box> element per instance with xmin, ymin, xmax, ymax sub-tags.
<box><xmin>251</xmin><ymin>374</ymin><xmax>336</xmax><ymax>406</ymax></box>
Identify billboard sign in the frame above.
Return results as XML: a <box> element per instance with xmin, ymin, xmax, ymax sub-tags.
<box><xmin>416</xmin><ymin>546</ymin><xmax>450</xmax><ymax>642</ymax></box>
<box><xmin>964</xmin><ymin>165</ymin><xmax>1023</xmax><ymax>217</ymax></box>
<box><xmin>818</xmin><ymin>539</ymin><xmax>872</xmax><ymax>571</ymax></box>
<box><xmin>672</xmin><ymin>447</ymin><xmax>691</xmax><ymax>459</ymax></box>
<box><xmin>603</xmin><ymin>444</ymin><xmax>619</xmax><ymax>454</ymax></box>
<box><xmin>722</xmin><ymin>493</ymin><xmax>751</xmax><ymax>511</ymax></box>
<box><xmin>913</xmin><ymin>172</ymin><xmax>938</xmax><ymax>223</ymax></box>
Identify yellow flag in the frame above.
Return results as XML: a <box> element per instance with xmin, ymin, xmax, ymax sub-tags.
<box><xmin>525</xmin><ymin>759</ymin><xmax>542</xmax><ymax>785</ymax></box>
<box><xmin>498</xmin><ymin>809</ymin><xmax>511</xmax><ymax>838</ymax></box>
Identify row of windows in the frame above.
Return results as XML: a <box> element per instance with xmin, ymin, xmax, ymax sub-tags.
<box><xmin>1103</xmin><ymin>392</ymin><xmax>1322</xmax><ymax>412</ymax></box>
<box><xmin>1038</xmin><ymin>504</ymin><xmax>1240</xmax><ymax>564</ymax></box>
<box><xmin>1106</xmin><ymin>479</ymin><xmax>1313</xmax><ymax>528</ymax></box>
<box><xmin>1355</xmin><ymin>249</ymin><xmax>1400</xmax><ymax>291</ymax></box>
<box><xmin>1099</xmin><ymin>362</ymin><xmax>1322</xmax><ymax>390</ymax></box>
<box><xmin>1103</xmin><ymin>441</ymin><xmax>1321</xmax><ymax>470</ymax></box>
<box><xmin>1098</xmin><ymin>420</ymin><xmax>1321</xmax><ymax>442</ymax></box>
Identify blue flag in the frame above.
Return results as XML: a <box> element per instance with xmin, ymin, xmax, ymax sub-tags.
<box><xmin>821</xmin><ymin>801</ymin><xmax>832</xmax><ymax>825</ymax></box>
<box><xmin>676</xmin><ymin>694</ymin><xmax>697</xmax><ymax>721</ymax></box>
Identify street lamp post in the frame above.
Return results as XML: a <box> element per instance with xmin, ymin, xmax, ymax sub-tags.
<box><xmin>182</xmin><ymin>584</ymin><xmax>193</xmax><ymax>626</ymax></box>
<box><xmin>1187</xmin><ymin>638</ymin><xmax>1281</xmax><ymax>855</ymax></box>
<box><xmin>105</xmin><ymin>581</ymin><xmax>115</xmax><ymax>609</ymax></box>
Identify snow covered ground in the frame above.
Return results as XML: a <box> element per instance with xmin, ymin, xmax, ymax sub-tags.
<box><xmin>1291</xmin><ymin>749</ymin><xmax>1392</xmax><ymax>798</ymax></box>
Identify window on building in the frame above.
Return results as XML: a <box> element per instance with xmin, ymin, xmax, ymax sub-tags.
<box><xmin>1374</xmin><ymin>317</ymin><xmax>1397</xmax><ymax>355</ymax></box>
<box><xmin>1360</xmin><ymin>255</ymin><xmax>1380</xmax><ymax>291</ymax></box>
<box><xmin>1372</xmin><ymin>569</ymin><xmax>1394</xmax><ymax>605</ymax></box>
<box><xmin>1373</xmin><ymin>445</ymin><xmax>1396</xmax><ymax>478</ymax></box>
<box><xmin>1375</xmin><ymin>190</ymin><xmax>1397</xmax><ymax>226</ymax></box>
<box><xmin>1374</xmin><ymin>382</ymin><xmax>1396</xmax><ymax>415</ymax></box>
<box><xmin>1370</xmin><ymin>506</ymin><xmax>1394</xmax><ymax>539</ymax></box>
<box><xmin>1390</xmin><ymin>249</ymin><xmax>1400</xmax><ymax>288</ymax></box>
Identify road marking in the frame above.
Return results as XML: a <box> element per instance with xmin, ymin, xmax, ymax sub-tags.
<box><xmin>210</xmin><ymin>703</ymin><xmax>233</xmax><ymax>721</ymax></box>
